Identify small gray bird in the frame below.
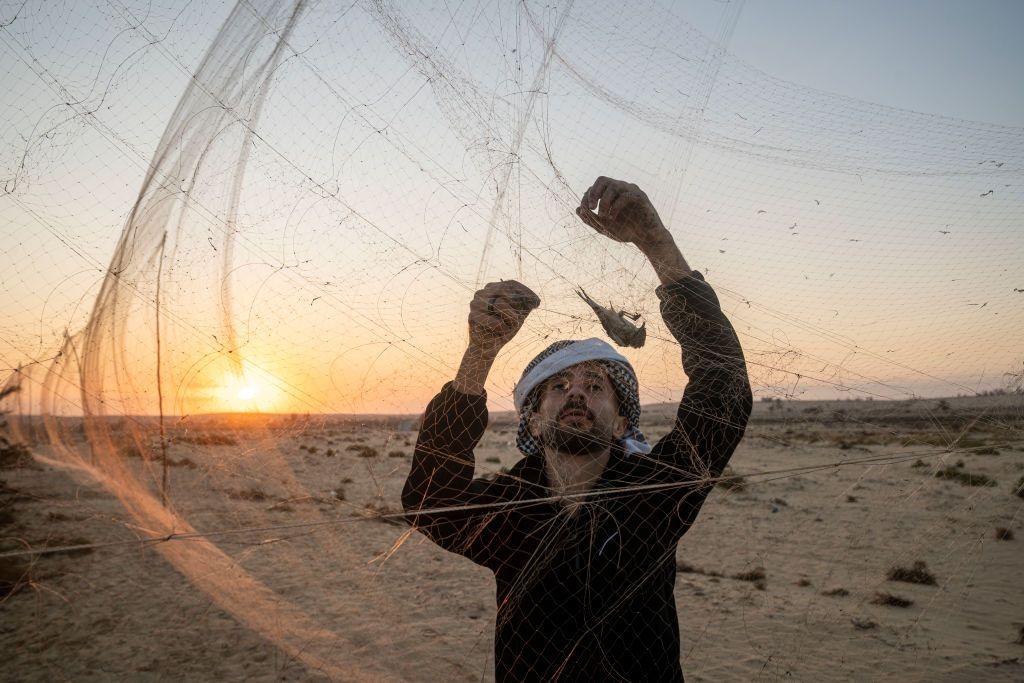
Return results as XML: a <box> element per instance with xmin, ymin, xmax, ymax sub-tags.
<box><xmin>576</xmin><ymin>288</ymin><xmax>646</xmax><ymax>348</ymax></box>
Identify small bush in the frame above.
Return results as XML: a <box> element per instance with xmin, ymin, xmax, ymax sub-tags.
<box><xmin>851</xmin><ymin>617</ymin><xmax>877</xmax><ymax>630</ymax></box>
<box><xmin>1014</xmin><ymin>475</ymin><xmax>1024</xmax><ymax>499</ymax></box>
<box><xmin>176</xmin><ymin>433</ymin><xmax>237</xmax><ymax>446</ymax></box>
<box><xmin>227</xmin><ymin>487</ymin><xmax>268</xmax><ymax>502</ymax></box>
<box><xmin>716</xmin><ymin>467</ymin><xmax>747</xmax><ymax>492</ymax></box>
<box><xmin>675</xmin><ymin>561</ymin><xmax>723</xmax><ymax>578</ymax></box>
<box><xmin>485</xmin><ymin>456</ymin><xmax>501</xmax><ymax>464</ymax></box>
<box><xmin>995</xmin><ymin>527</ymin><xmax>1014</xmax><ymax>541</ymax></box>
<box><xmin>388</xmin><ymin>450</ymin><xmax>406</xmax><ymax>458</ymax></box>
<box><xmin>871</xmin><ymin>592</ymin><xmax>913</xmax><ymax>608</ymax></box>
<box><xmin>795</xmin><ymin>578</ymin><xmax>812</xmax><ymax>587</ymax></box>
<box><xmin>887</xmin><ymin>561</ymin><xmax>937</xmax><ymax>586</ymax></box>
<box><xmin>346</xmin><ymin>444</ymin><xmax>378</xmax><ymax>457</ymax></box>
<box><xmin>934</xmin><ymin>467</ymin><xmax>997</xmax><ymax>487</ymax></box>
<box><xmin>732</xmin><ymin>567</ymin><xmax>766</xmax><ymax>590</ymax></box>
<box><xmin>821</xmin><ymin>587</ymin><xmax>850</xmax><ymax>597</ymax></box>
<box><xmin>910</xmin><ymin>459</ymin><xmax>927</xmax><ymax>468</ymax></box>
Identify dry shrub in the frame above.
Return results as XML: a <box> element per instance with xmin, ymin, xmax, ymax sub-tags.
<box><xmin>871</xmin><ymin>592</ymin><xmax>914</xmax><ymax>608</ymax></box>
<box><xmin>227</xmin><ymin>487</ymin><xmax>268</xmax><ymax>502</ymax></box>
<box><xmin>994</xmin><ymin>527</ymin><xmax>1014</xmax><ymax>541</ymax></box>
<box><xmin>675</xmin><ymin>561</ymin><xmax>723</xmax><ymax>578</ymax></box>
<box><xmin>732</xmin><ymin>566</ymin><xmax>766</xmax><ymax>590</ymax></box>
<box><xmin>347</xmin><ymin>444</ymin><xmax>378</xmax><ymax>458</ymax></box>
<box><xmin>485</xmin><ymin>456</ymin><xmax>501</xmax><ymax>464</ymax></box>
<box><xmin>716</xmin><ymin>467</ymin><xmax>747</xmax><ymax>492</ymax></box>
<box><xmin>822</xmin><ymin>587</ymin><xmax>850</xmax><ymax>597</ymax></box>
<box><xmin>934</xmin><ymin>467</ymin><xmax>997</xmax><ymax>487</ymax></box>
<box><xmin>175</xmin><ymin>432</ymin><xmax>237</xmax><ymax>446</ymax></box>
<box><xmin>851</xmin><ymin>617</ymin><xmax>877</xmax><ymax>630</ymax></box>
<box><xmin>388</xmin><ymin>450</ymin><xmax>406</xmax><ymax>458</ymax></box>
<box><xmin>887</xmin><ymin>560</ymin><xmax>937</xmax><ymax>585</ymax></box>
<box><xmin>795</xmin><ymin>578</ymin><xmax>812</xmax><ymax>587</ymax></box>
<box><xmin>1015</xmin><ymin>475</ymin><xmax>1024</xmax><ymax>499</ymax></box>
<box><xmin>365</xmin><ymin>500</ymin><xmax>404</xmax><ymax>526</ymax></box>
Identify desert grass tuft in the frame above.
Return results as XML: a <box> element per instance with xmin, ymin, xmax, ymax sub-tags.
<box><xmin>994</xmin><ymin>527</ymin><xmax>1014</xmax><ymax>541</ymax></box>
<box><xmin>732</xmin><ymin>566</ymin><xmax>766</xmax><ymax>590</ymax></box>
<box><xmin>851</xmin><ymin>617</ymin><xmax>877</xmax><ymax>630</ymax></box>
<box><xmin>347</xmin><ymin>444</ymin><xmax>379</xmax><ymax>458</ymax></box>
<box><xmin>934</xmin><ymin>466</ymin><xmax>996</xmax><ymax>487</ymax></box>
<box><xmin>887</xmin><ymin>560</ymin><xmax>937</xmax><ymax>585</ymax></box>
<box><xmin>715</xmin><ymin>466</ymin><xmax>747</xmax><ymax>492</ymax></box>
<box><xmin>871</xmin><ymin>592</ymin><xmax>914</xmax><ymax>608</ymax></box>
<box><xmin>227</xmin><ymin>487</ymin><xmax>268</xmax><ymax>502</ymax></box>
<box><xmin>675</xmin><ymin>561</ymin><xmax>723</xmax><ymax>578</ymax></box>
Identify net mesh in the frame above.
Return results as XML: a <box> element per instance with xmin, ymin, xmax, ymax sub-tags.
<box><xmin>1</xmin><ymin>0</ymin><xmax>1022</xmax><ymax>680</ymax></box>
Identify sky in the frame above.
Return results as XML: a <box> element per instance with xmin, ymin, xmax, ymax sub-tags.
<box><xmin>692</xmin><ymin>0</ymin><xmax>1024</xmax><ymax>126</ymax></box>
<box><xmin>0</xmin><ymin>0</ymin><xmax>1021</xmax><ymax>415</ymax></box>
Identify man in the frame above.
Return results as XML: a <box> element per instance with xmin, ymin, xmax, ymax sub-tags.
<box><xmin>403</xmin><ymin>177</ymin><xmax>752</xmax><ymax>681</ymax></box>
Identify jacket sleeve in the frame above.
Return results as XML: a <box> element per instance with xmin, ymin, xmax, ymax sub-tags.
<box><xmin>401</xmin><ymin>382</ymin><xmax>507</xmax><ymax>567</ymax></box>
<box><xmin>650</xmin><ymin>270</ymin><xmax>753</xmax><ymax>490</ymax></box>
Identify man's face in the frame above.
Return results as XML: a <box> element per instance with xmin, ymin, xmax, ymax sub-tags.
<box><xmin>528</xmin><ymin>361</ymin><xmax>628</xmax><ymax>456</ymax></box>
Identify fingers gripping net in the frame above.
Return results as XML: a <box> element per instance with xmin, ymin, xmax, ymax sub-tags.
<box><xmin>1</xmin><ymin>0</ymin><xmax>1022</xmax><ymax>680</ymax></box>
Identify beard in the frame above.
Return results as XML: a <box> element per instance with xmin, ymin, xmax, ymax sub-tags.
<box><xmin>536</xmin><ymin>409</ymin><xmax>614</xmax><ymax>456</ymax></box>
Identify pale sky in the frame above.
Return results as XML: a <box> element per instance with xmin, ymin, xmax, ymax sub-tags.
<box><xmin>0</xmin><ymin>0</ymin><xmax>1021</xmax><ymax>416</ymax></box>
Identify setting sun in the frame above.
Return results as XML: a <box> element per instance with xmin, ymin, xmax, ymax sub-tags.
<box><xmin>215</xmin><ymin>363</ymin><xmax>282</xmax><ymax>412</ymax></box>
<box><xmin>236</xmin><ymin>383</ymin><xmax>258</xmax><ymax>402</ymax></box>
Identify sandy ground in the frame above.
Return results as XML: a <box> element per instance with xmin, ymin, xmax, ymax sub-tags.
<box><xmin>1</xmin><ymin>394</ymin><xmax>1023</xmax><ymax>681</ymax></box>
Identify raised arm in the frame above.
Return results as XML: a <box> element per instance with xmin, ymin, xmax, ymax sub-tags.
<box><xmin>401</xmin><ymin>280</ymin><xmax>539</xmax><ymax>562</ymax></box>
<box><xmin>576</xmin><ymin>177</ymin><xmax>752</xmax><ymax>482</ymax></box>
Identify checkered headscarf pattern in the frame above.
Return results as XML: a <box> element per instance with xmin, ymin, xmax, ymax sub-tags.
<box><xmin>515</xmin><ymin>340</ymin><xmax>650</xmax><ymax>457</ymax></box>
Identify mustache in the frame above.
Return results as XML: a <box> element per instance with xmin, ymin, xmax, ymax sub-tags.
<box><xmin>557</xmin><ymin>403</ymin><xmax>594</xmax><ymax>421</ymax></box>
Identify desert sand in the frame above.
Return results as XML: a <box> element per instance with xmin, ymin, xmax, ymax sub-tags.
<box><xmin>1</xmin><ymin>393</ymin><xmax>1022</xmax><ymax>681</ymax></box>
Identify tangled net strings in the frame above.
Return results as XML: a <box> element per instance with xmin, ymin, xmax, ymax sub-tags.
<box><xmin>1</xmin><ymin>0</ymin><xmax>1022</xmax><ymax>680</ymax></box>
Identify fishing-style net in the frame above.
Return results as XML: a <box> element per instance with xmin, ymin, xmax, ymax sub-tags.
<box><xmin>1</xmin><ymin>0</ymin><xmax>1022</xmax><ymax>680</ymax></box>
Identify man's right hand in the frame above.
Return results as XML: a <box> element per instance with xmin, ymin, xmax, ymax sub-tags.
<box><xmin>468</xmin><ymin>280</ymin><xmax>540</xmax><ymax>355</ymax></box>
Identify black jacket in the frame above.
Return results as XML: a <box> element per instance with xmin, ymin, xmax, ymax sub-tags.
<box><xmin>403</xmin><ymin>271</ymin><xmax>752</xmax><ymax>682</ymax></box>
